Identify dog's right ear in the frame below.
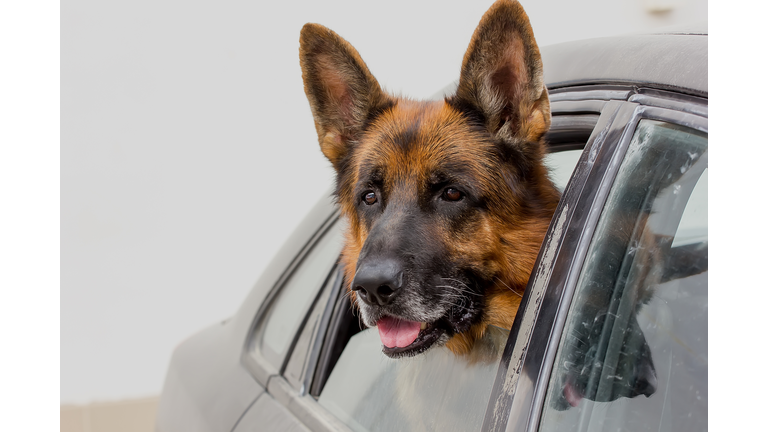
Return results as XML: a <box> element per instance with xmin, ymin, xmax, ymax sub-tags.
<box><xmin>449</xmin><ymin>0</ymin><xmax>550</xmax><ymax>148</ymax></box>
<box><xmin>299</xmin><ymin>24</ymin><xmax>393</xmax><ymax>169</ymax></box>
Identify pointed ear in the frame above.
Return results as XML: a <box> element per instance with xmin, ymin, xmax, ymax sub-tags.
<box><xmin>299</xmin><ymin>23</ymin><xmax>393</xmax><ymax>168</ymax></box>
<box><xmin>449</xmin><ymin>0</ymin><xmax>550</xmax><ymax>146</ymax></box>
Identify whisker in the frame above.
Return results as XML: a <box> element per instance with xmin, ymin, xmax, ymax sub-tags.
<box><xmin>495</xmin><ymin>276</ymin><xmax>523</xmax><ymax>298</ymax></box>
<box><xmin>357</xmin><ymin>313</ymin><xmax>365</xmax><ymax>331</ymax></box>
<box><xmin>440</xmin><ymin>278</ymin><xmax>472</xmax><ymax>290</ymax></box>
<box><xmin>437</xmin><ymin>280</ymin><xmax>472</xmax><ymax>296</ymax></box>
<box><xmin>340</xmin><ymin>290</ymin><xmax>352</xmax><ymax>301</ymax></box>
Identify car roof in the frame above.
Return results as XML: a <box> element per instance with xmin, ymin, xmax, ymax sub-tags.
<box><xmin>541</xmin><ymin>23</ymin><xmax>708</xmax><ymax>97</ymax></box>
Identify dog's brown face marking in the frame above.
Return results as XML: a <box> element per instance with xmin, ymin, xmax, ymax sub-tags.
<box><xmin>300</xmin><ymin>0</ymin><xmax>560</xmax><ymax>357</ymax></box>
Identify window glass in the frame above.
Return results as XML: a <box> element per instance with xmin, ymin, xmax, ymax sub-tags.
<box><xmin>539</xmin><ymin>120</ymin><xmax>707</xmax><ymax>432</ymax></box>
<box><xmin>545</xmin><ymin>149</ymin><xmax>583</xmax><ymax>192</ymax></box>
<box><xmin>318</xmin><ymin>326</ymin><xmax>508</xmax><ymax>432</ymax></box>
<box><xmin>257</xmin><ymin>222</ymin><xmax>344</xmax><ymax>365</ymax></box>
<box><xmin>672</xmin><ymin>168</ymin><xmax>707</xmax><ymax>247</ymax></box>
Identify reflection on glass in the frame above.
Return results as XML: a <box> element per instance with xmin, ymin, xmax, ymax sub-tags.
<box><xmin>319</xmin><ymin>326</ymin><xmax>508</xmax><ymax>432</ymax></box>
<box><xmin>539</xmin><ymin>120</ymin><xmax>708</xmax><ymax>432</ymax></box>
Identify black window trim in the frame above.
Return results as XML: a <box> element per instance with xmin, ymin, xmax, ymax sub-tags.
<box><xmin>484</xmin><ymin>100</ymin><xmax>707</xmax><ymax>432</ymax></box>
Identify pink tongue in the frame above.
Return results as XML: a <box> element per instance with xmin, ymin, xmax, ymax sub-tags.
<box><xmin>564</xmin><ymin>380</ymin><xmax>583</xmax><ymax>407</ymax></box>
<box><xmin>377</xmin><ymin>316</ymin><xmax>421</xmax><ymax>348</ymax></box>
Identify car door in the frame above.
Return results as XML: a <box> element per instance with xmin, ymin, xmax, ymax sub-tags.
<box><xmin>484</xmin><ymin>89</ymin><xmax>708</xmax><ymax>432</ymax></box>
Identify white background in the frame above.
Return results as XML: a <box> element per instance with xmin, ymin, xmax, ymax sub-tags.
<box><xmin>60</xmin><ymin>0</ymin><xmax>708</xmax><ymax>404</ymax></box>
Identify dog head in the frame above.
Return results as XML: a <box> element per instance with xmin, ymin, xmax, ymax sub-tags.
<box><xmin>551</xmin><ymin>299</ymin><xmax>658</xmax><ymax>410</ymax></box>
<box><xmin>299</xmin><ymin>0</ymin><xmax>560</xmax><ymax>358</ymax></box>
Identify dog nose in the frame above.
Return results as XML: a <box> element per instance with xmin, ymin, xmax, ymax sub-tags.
<box><xmin>632</xmin><ymin>359</ymin><xmax>658</xmax><ymax>397</ymax></box>
<box><xmin>352</xmin><ymin>259</ymin><xmax>403</xmax><ymax>306</ymax></box>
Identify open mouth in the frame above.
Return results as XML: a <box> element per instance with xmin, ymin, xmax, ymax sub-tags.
<box><xmin>373</xmin><ymin>289</ymin><xmax>482</xmax><ymax>358</ymax></box>
<box><xmin>376</xmin><ymin>316</ymin><xmax>447</xmax><ymax>358</ymax></box>
<box><xmin>563</xmin><ymin>374</ymin><xmax>584</xmax><ymax>407</ymax></box>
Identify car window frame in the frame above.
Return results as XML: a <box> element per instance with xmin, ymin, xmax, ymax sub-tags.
<box><xmin>481</xmin><ymin>89</ymin><xmax>708</xmax><ymax>432</ymax></box>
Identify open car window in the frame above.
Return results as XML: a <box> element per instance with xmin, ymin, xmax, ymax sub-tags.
<box><xmin>545</xmin><ymin>149</ymin><xmax>583</xmax><ymax>193</ymax></box>
<box><xmin>538</xmin><ymin>120</ymin><xmax>708</xmax><ymax>432</ymax></box>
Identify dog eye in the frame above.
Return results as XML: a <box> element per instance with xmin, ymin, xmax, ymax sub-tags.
<box><xmin>442</xmin><ymin>187</ymin><xmax>463</xmax><ymax>202</ymax></box>
<box><xmin>363</xmin><ymin>191</ymin><xmax>377</xmax><ymax>205</ymax></box>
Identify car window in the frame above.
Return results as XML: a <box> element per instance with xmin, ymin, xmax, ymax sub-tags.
<box><xmin>545</xmin><ymin>149</ymin><xmax>583</xmax><ymax>192</ymax></box>
<box><xmin>318</xmin><ymin>326</ymin><xmax>508</xmax><ymax>432</ymax></box>
<box><xmin>538</xmin><ymin>120</ymin><xmax>708</xmax><ymax>432</ymax></box>
<box><xmin>256</xmin><ymin>222</ymin><xmax>345</xmax><ymax>367</ymax></box>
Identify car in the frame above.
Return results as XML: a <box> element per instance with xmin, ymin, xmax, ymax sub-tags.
<box><xmin>156</xmin><ymin>24</ymin><xmax>708</xmax><ymax>432</ymax></box>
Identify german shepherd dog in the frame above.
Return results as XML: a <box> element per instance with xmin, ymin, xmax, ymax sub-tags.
<box><xmin>299</xmin><ymin>0</ymin><xmax>559</xmax><ymax>359</ymax></box>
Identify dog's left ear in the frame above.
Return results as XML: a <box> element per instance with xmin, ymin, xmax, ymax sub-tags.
<box><xmin>299</xmin><ymin>23</ymin><xmax>393</xmax><ymax>169</ymax></box>
<box><xmin>449</xmin><ymin>0</ymin><xmax>550</xmax><ymax>146</ymax></box>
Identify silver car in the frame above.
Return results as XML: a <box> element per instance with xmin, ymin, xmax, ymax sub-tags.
<box><xmin>156</xmin><ymin>24</ymin><xmax>707</xmax><ymax>432</ymax></box>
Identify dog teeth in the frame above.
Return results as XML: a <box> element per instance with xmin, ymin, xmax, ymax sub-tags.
<box><xmin>420</xmin><ymin>322</ymin><xmax>427</xmax><ymax>330</ymax></box>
